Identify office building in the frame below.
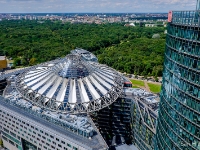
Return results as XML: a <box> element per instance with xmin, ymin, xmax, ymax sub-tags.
<box><xmin>155</xmin><ymin>2</ymin><xmax>200</xmax><ymax>150</ymax></box>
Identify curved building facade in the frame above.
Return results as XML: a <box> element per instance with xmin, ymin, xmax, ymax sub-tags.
<box><xmin>156</xmin><ymin>10</ymin><xmax>200</xmax><ymax>149</ymax></box>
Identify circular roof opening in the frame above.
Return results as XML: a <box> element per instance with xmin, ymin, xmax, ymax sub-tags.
<box><xmin>58</xmin><ymin>55</ymin><xmax>93</xmax><ymax>79</ymax></box>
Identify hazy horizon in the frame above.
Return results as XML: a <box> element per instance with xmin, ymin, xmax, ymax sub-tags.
<box><xmin>0</xmin><ymin>0</ymin><xmax>197</xmax><ymax>13</ymax></box>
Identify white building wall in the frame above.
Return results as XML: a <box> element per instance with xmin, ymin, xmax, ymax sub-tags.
<box><xmin>0</xmin><ymin>107</ymin><xmax>91</xmax><ymax>150</ymax></box>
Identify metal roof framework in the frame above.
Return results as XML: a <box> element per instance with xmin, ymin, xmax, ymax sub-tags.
<box><xmin>15</xmin><ymin>54</ymin><xmax>124</xmax><ymax>114</ymax></box>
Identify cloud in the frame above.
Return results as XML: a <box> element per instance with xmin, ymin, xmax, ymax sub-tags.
<box><xmin>0</xmin><ymin>0</ymin><xmax>197</xmax><ymax>13</ymax></box>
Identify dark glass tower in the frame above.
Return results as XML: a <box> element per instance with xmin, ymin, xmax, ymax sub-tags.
<box><xmin>155</xmin><ymin>3</ymin><xmax>200</xmax><ymax>150</ymax></box>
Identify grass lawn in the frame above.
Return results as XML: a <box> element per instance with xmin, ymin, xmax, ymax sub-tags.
<box><xmin>147</xmin><ymin>83</ymin><xmax>161</xmax><ymax>93</ymax></box>
<box><xmin>130</xmin><ymin>79</ymin><xmax>145</xmax><ymax>87</ymax></box>
<box><xmin>132</xmin><ymin>85</ymin><xmax>139</xmax><ymax>88</ymax></box>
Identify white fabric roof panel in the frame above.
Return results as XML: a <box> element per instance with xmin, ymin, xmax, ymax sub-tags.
<box><xmin>97</xmin><ymin>70</ymin><xmax>114</xmax><ymax>79</ymax></box>
<box><xmin>77</xmin><ymin>79</ymin><xmax>90</xmax><ymax>103</ymax></box>
<box><xmin>46</xmin><ymin>77</ymin><xmax>62</xmax><ymax>98</ymax></box>
<box><xmin>84</xmin><ymin>77</ymin><xmax>100</xmax><ymax>100</ymax></box>
<box><xmin>92</xmin><ymin>73</ymin><xmax>112</xmax><ymax>89</ymax></box>
<box><xmin>31</xmin><ymin>74</ymin><xmax>53</xmax><ymax>91</ymax></box>
<box><xmin>68</xmin><ymin>79</ymin><xmax>77</xmax><ymax>104</ymax></box>
<box><xmin>37</xmin><ymin>75</ymin><xmax>57</xmax><ymax>95</ymax></box>
<box><xmin>89</xmin><ymin>75</ymin><xmax>107</xmax><ymax>95</ymax></box>
<box><xmin>97</xmin><ymin>72</ymin><xmax>115</xmax><ymax>86</ymax></box>
<box><xmin>24</xmin><ymin>71</ymin><xmax>49</xmax><ymax>83</ymax></box>
<box><xmin>56</xmin><ymin>79</ymin><xmax>68</xmax><ymax>102</ymax></box>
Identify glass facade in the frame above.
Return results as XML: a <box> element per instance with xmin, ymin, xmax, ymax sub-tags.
<box><xmin>91</xmin><ymin>98</ymin><xmax>133</xmax><ymax>147</ymax></box>
<box><xmin>132</xmin><ymin>101</ymin><xmax>157</xmax><ymax>150</ymax></box>
<box><xmin>155</xmin><ymin>11</ymin><xmax>200</xmax><ymax>150</ymax></box>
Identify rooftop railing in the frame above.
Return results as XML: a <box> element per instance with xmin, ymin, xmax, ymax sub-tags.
<box><xmin>171</xmin><ymin>10</ymin><xmax>200</xmax><ymax>26</ymax></box>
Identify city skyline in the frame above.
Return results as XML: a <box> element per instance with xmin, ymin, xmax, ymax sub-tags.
<box><xmin>0</xmin><ymin>0</ymin><xmax>197</xmax><ymax>13</ymax></box>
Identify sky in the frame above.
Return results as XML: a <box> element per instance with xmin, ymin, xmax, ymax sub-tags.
<box><xmin>0</xmin><ymin>0</ymin><xmax>197</xmax><ymax>13</ymax></box>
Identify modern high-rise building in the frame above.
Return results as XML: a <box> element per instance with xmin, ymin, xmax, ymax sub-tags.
<box><xmin>155</xmin><ymin>1</ymin><xmax>200</xmax><ymax>150</ymax></box>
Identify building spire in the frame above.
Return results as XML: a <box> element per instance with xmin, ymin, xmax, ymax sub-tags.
<box><xmin>197</xmin><ymin>0</ymin><xmax>200</xmax><ymax>10</ymax></box>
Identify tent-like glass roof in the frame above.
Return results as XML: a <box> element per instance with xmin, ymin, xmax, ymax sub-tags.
<box><xmin>15</xmin><ymin>51</ymin><xmax>124</xmax><ymax>114</ymax></box>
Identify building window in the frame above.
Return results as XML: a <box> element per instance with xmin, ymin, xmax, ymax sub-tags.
<box><xmin>67</xmin><ymin>143</ymin><xmax>71</xmax><ymax>147</ymax></box>
<box><xmin>41</xmin><ymin>140</ymin><xmax>45</xmax><ymax>143</ymax></box>
<box><xmin>10</xmin><ymin>131</ymin><xmax>16</xmax><ymax>137</ymax></box>
<box><xmin>73</xmin><ymin>147</ymin><xmax>78</xmax><ymax>150</ymax></box>
<box><xmin>52</xmin><ymin>141</ymin><xmax>56</xmax><ymax>145</ymax></box>
<box><xmin>58</xmin><ymin>144</ymin><xmax>62</xmax><ymax>148</ymax></box>
<box><xmin>3</xmin><ymin>128</ymin><xmax>9</xmax><ymax>133</ymax></box>
<box><xmin>51</xmin><ymin>145</ymin><xmax>55</xmax><ymax>149</ymax></box>
<box><xmin>2</xmin><ymin>135</ymin><xmax>7</xmax><ymax>141</ymax></box>
<box><xmin>9</xmin><ymin>140</ymin><xmax>14</xmax><ymax>146</ymax></box>
<box><xmin>47</xmin><ymin>139</ymin><xmax>51</xmax><ymax>142</ymax></box>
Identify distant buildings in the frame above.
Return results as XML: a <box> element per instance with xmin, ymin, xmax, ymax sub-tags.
<box><xmin>145</xmin><ymin>24</ymin><xmax>157</xmax><ymax>27</ymax></box>
<box><xmin>0</xmin><ymin>13</ymin><xmax>168</xmax><ymax>25</ymax></box>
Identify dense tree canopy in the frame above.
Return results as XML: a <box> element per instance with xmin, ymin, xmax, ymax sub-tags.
<box><xmin>0</xmin><ymin>20</ymin><xmax>166</xmax><ymax>76</ymax></box>
<box><xmin>98</xmin><ymin>38</ymin><xmax>165</xmax><ymax>76</ymax></box>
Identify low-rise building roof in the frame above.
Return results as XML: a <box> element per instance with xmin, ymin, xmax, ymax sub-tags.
<box><xmin>0</xmin><ymin>56</ymin><xmax>6</xmax><ymax>60</ymax></box>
